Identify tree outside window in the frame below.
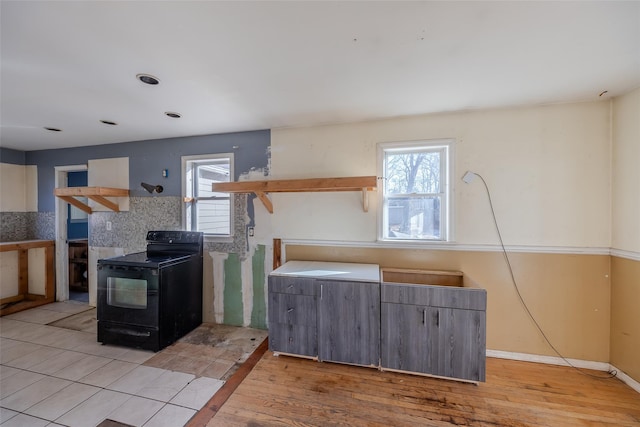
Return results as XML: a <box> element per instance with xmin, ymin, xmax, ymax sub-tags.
<box><xmin>380</xmin><ymin>141</ymin><xmax>452</xmax><ymax>241</ymax></box>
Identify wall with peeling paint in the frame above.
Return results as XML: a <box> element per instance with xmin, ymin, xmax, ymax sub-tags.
<box><xmin>208</xmin><ymin>243</ymin><xmax>271</xmax><ymax>329</ymax></box>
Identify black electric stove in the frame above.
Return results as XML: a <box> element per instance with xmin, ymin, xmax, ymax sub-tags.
<box><xmin>97</xmin><ymin>231</ymin><xmax>203</xmax><ymax>351</ymax></box>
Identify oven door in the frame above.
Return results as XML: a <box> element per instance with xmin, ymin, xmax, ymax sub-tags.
<box><xmin>97</xmin><ymin>264</ymin><xmax>159</xmax><ymax>328</ymax></box>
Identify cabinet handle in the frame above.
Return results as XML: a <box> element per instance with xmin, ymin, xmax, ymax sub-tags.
<box><xmin>423</xmin><ymin>309</ymin><xmax>427</xmax><ymax>325</ymax></box>
<box><xmin>287</xmin><ymin>308</ymin><xmax>294</xmax><ymax>313</ymax></box>
<box><xmin>436</xmin><ymin>310</ymin><xmax>440</xmax><ymax>327</ymax></box>
<box><xmin>320</xmin><ymin>284</ymin><xmax>323</xmax><ymax>300</ymax></box>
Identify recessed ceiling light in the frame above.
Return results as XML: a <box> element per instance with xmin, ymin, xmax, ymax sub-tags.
<box><xmin>44</xmin><ymin>127</ymin><xmax>62</xmax><ymax>132</ymax></box>
<box><xmin>165</xmin><ymin>112</ymin><xmax>182</xmax><ymax>118</ymax></box>
<box><xmin>100</xmin><ymin>120</ymin><xmax>118</xmax><ymax>126</ymax></box>
<box><xmin>136</xmin><ymin>73</ymin><xmax>160</xmax><ymax>85</ymax></box>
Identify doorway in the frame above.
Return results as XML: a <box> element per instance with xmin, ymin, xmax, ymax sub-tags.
<box><xmin>54</xmin><ymin>164</ymin><xmax>88</xmax><ymax>303</ymax></box>
<box><xmin>67</xmin><ymin>171</ymin><xmax>89</xmax><ymax>302</ymax></box>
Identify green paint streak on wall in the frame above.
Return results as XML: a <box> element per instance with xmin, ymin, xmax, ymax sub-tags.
<box><xmin>223</xmin><ymin>254</ymin><xmax>244</xmax><ymax>326</ymax></box>
<box><xmin>251</xmin><ymin>245</ymin><xmax>267</xmax><ymax>329</ymax></box>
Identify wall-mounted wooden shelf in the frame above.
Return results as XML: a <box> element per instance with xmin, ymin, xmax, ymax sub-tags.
<box><xmin>54</xmin><ymin>187</ymin><xmax>130</xmax><ymax>214</ymax></box>
<box><xmin>212</xmin><ymin>176</ymin><xmax>377</xmax><ymax>213</ymax></box>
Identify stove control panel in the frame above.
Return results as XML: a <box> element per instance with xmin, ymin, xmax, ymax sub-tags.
<box><xmin>146</xmin><ymin>231</ymin><xmax>203</xmax><ymax>244</ymax></box>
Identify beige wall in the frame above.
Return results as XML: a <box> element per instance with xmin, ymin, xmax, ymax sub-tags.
<box><xmin>286</xmin><ymin>245</ymin><xmax>611</xmax><ymax>362</ymax></box>
<box><xmin>269</xmin><ymin>101</ymin><xmax>611</xmax><ymax>247</ymax></box>
<box><xmin>610</xmin><ymin>88</ymin><xmax>640</xmax><ymax>383</ymax></box>
<box><xmin>0</xmin><ymin>163</ymin><xmax>37</xmax><ymax>212</ymax></box>
<box><xmin>610</xmin><ymin>256</ymin><xmax>640</xmax><ymax>381</ymax></box>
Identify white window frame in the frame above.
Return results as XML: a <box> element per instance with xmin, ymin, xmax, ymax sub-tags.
<box><xmin>181</xmin><ymin>153</ymin><xmax>234</xmax><ymax>241</ymax></box>
<box><xmin>377</xmin><ymin>139</ymin><xmax>454</xmax><ymax>242</ymax></box>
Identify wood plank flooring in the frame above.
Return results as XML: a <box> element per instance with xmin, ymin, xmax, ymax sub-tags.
<box><xmin>206</xmin><ymin>353</ymin><xmax>640</xmax><ymax>426</ymax></box>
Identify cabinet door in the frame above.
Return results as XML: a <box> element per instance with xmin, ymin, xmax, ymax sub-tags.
<box><xmin>426</xmin><ymin>307</ymin><xmax>486</xmax><ymax>382</ymax></box>
<box><xmin>381</xmin><ymin>303</ymin><xmax>429</xmax><ymax>373</ymax></box>
<box><xmin>318</xmin><ymin>280</ymin><xmax>379</xmax><ymax>366</ymax></box>
<box><xmin>381</xmin><ymin>303</ymin><xmax>486</xmax><ymax>382</ymax></box>
<box><xmin>268</xmin><ymin>292</ymin><xmax>317</xmax><ymax>357</ymax></box>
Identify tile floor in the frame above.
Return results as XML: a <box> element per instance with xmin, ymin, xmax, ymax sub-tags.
<box><xmin>0</xmin><ymin>301</ymin><xmax>268</xmax><ymax>427</ymax></box>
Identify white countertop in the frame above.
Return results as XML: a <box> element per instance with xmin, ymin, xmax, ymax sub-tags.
<box><xmin>271</xmin><ymin>260</ymin><xmax>380</xmax><ymax>283</ymax></box>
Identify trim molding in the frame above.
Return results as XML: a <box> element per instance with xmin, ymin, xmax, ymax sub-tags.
<box><xmin>282</xmin><ymin>239</ymin><xmax>611</xmax><ymax>256</ymax></box>
<box><xmin>611</xmin><ymin>248</ymin><xmax>640</xmax><ymax>262</ymax></box>
<box><xmin>487</xmin><ymin>350</ymin><xmax>640</xmax><ymax>394</ymax></box>
<box><xmin>486</xmin><ymin>349</ymin><xmax>611</xmax><ymax>371</ymax></box>
<box><xmin>610</xmin><ymin>365</ymin><xmax>640</xmax><ymax>394</ymax></box>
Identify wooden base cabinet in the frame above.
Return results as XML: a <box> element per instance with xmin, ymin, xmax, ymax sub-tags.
<box><xmin>381</xmin><ymin>283</ymin><xmax>487</xmax><ymax>382</ymax></box>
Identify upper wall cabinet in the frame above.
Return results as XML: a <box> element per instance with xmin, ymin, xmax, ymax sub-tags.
<box><xmin>212</xmin><ymin>176</ymin><xmax>377</xmax><ymax>213</ymax></box>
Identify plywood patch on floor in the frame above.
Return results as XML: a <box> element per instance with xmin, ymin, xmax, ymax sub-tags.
<box><xmin>47</xmin><ymin>307</ymin><xmax>96</xmax><ymax>332</ymax></box>
<box><xmin>144</xmin><ymin>323</ymin><xmax>268</xmax><ymax>381</ymax></box>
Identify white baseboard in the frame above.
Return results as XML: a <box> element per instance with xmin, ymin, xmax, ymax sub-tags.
<box><xmin>610</xmin><ymin>365</ymin><xmax>640</xmax><ymax>394</ymax></box>
<box><xmin>487</xmin><ymin>349</ymin><xmax>640</xmax><ymax>394</ymax></box>
<box><xmin>486</xmin><ymin>349</ymin><xmax>611</xmax><ymax>371</ymax></box>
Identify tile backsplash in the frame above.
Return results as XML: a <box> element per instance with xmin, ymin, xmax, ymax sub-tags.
<box><xmin>90</xmin><ymin>195</ymin><xmax>248</xmax><ymax>257</ymax></box>
<box><xmin>0</xmin><ymin>212</ymin><xmax>54</xmax><ymax>241</ymax></box>
<box><xmin>1</xmin><ymin>196</ymin><xmax>249</xmax><ymax>258</ymax></box>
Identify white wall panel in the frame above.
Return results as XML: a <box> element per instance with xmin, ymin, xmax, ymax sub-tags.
<box><xmin>87</xmin><ymin>157</ymin><xmax>130</xmax><ymax>212</ymax></box>
<box><xmin>0</xmin><ymin>251</ymin><xmax>19</xmax><ymax>298</ymax></box>
<box><xmin>0</xmin><ymin>163</ymin><xmax>27</xmax><ymax>212</ymax></box>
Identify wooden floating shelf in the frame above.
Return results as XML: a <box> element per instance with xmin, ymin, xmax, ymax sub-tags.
<box><xmin>54</xmin><ymin>186</ymin><xmax>130</xmax><ymax>214</ymax></box>
<box><xmin>212</xmin><ymin>176</ymin><xmax>377</xmax><ymax>213</ymax></box>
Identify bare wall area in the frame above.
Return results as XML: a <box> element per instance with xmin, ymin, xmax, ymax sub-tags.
<box><xmin>610</xmin><ymin>88</ymin><xmax>640</xmax><ymax>382</ymax></box>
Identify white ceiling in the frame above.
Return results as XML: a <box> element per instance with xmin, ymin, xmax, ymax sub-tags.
<box><xmin>1</xmin><ymin>1</ymin><xmax>638</xmax><ymax>152</ymax></box>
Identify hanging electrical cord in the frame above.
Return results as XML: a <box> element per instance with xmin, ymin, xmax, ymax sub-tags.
<box><xmin>467</xmin><ymin>171</ymin><xmax>617</xmax><ymax>380</ymax></box>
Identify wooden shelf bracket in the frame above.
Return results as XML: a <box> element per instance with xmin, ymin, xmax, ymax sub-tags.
<box><xmin>54</xmin><ymin>186</ymin><xmax>130</xmax><ymax>214</ymax></box>
<box><xmin>212</xmin><ymin>176</ymin><xmax>377</xmax><ymax>214</ymax></box>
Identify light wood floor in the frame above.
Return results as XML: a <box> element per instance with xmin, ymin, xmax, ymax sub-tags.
<box><xmin>206</xmin><ymin>352</ymin><xmax>640</xmax><ymax>426</ymax></box>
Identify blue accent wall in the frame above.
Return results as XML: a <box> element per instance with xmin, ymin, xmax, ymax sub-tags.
<box><xmin>25</xmin><ymin>130</ymin><xmax>270</xmax><ymax>212</ymax></box>
<box><xmin>0</xmin><ymin>147</ymin><xmax>26</xmax><ymax>165</ymax></box>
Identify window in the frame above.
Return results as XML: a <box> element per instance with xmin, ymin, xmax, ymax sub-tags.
<box><xmin>182</xmin><ymin>154</ymin><xmax>233</xmax><ymax>236</ymax></box>
<box><xmin>379</xmin><ymin>140</ymin><xmax>453</xmax><ymax>241</ymax></box>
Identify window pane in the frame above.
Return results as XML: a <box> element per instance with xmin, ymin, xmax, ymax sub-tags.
<box><xmin>196</xmin><ymin>162</ymin><xmax>230</xmax><ymax>197</ymax></box>
<box><xmin>385</xmin><ymin>151</ymin><xmax>441</xmax><ymax>194</ymax></box>
<box><xmin>196</xmin><ymin>199</ymin><xmax>230</xmax><ymax>234</ymax></box>
<box><xmin>183</xmin><ymin>155</ymin><xmax>233</xmax><ymax>236</ymax></box>
<box><xmin>386</xmin><ymin>196</ymin><xmax>441</xmax><ymax>240</ymax></box>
